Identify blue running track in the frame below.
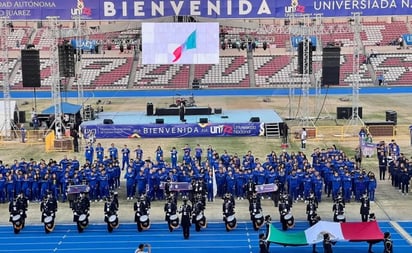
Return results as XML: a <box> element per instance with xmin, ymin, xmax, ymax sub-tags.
<box><xmin>0</xmin><ymin>221</ymin><xmax>409</xmax><ymax>253</ymax></box>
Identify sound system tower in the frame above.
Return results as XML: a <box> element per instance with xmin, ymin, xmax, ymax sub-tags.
<box><xmin>58</xmin><ymin>44</ymin><xmax>76</xmax><ymax>78</ymax></box>
<box><xmin>21</xmin><ymin>49</ymin><xmax>41</xmax><ymax>88</ymax></box>
<box><xmin>146</xmin><ymin>103</ymin><xmax>154</xmax><ymax>116</ymax></box>
<box><xmin>322</xmin><ymin>47</ymin><xmax>341</xmax><ymax>86</ymax></box>
<box><xmin>337</xmin><ymin>107</ymin><xmax>363</xmax><ymax>119</ymax></box>
<box><xmin>199</xmin><ymin>118</ymin><xmax>208</xmax><ymax>124</ymax></box>
<box><xmin>103</xmin><ymin>119</ymin><xmax>114</xmax><ymax>124</ymax></box>
<box><xmin>298</xmin><ymin>41</ymin><xmax>313</xmax><ymax>74</ymax></box>
<box><xmin>385</xmin><ymin>110</ymin><xmax>397</xmax><ymax>125</ymax></box>
<box><xmin>250</xmin><ymin>117</ymin><xmax>260</xmax><ymax>123</ymax></box>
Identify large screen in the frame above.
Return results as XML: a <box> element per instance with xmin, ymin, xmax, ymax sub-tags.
<box><xmin>142</xmin><ymin>23</ymin><xmax>219</xmax><ymax>64</ymax></box>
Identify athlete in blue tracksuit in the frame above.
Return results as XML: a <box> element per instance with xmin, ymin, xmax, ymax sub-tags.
<box><xmin>313</xmin><ymin>174</ymin><xmax>323</xmax><ymax>202</ymax></box>
<box><xmin>170</xmin><ymin>147</ymin><xmax>178</xmax><ymax>169</ymax></box>
<box><xmin>95</xmin><ymin>143</ymin><xmax>104</xmax><ymax>163</ymax></box>
<box><xmin>85</xmin><ymin>145</ymin><xmax>94</xmax><ymax>164</ymax></box>
<box><xmin>135</xmin><ymin>170</ymin><xmax>147</xmax><ymax>197</ymax></box>
<box><xmin>121</xmin><ymin>145</ymin><xmax>130</xmax><ymax>171</ymax></box>
<box><xmin>6</xmin><ymin>174</ymin><xmax>15</xmax><ymax>202</ymax></box>
<box><xmin>155</xmin><ymin>146</ymin><xmax>163</xmax><ymax>163</ymax></box>
<box><xmin>331</xmin><ymin>172</ymin><xmax>342</xmax><ymax>200</ymax></box>
<box><xmin>287</xmin><ymin>170</ymin><xmax>299</xmax><ymax>201</ymax></box>
<box><xmin>234</xmin><ymin>170</ymin><xmax>245</xmax><ymax>199</ymax></box>
<box><xmin>367</xmin><ymin>172</ymin><xmax>377</xmax><ymax>201</ymax></box>
<box><xmin>124</xmin><ymin>168</ymin><xmax>135</xmax><ymax>199</ymax></box>
<box><xmin>205</xmin><ymin>170</ymin><xmax>214</xmax><ymax>202</ymax></box>
<box><xmin>108</xmin><ymin>143</ymin><xmax>118</xmax><ymax>160</ymax></box>
<box><xmin>0</xmin><ymin>174</ymin><xmax>6</xmax><ymax>203</ymax></box>
<box><xmin>98</xmin><ymin>170</ymin><xmax>110</xmax><ymax>201</ymax></box>
<box><xmin>88</xmin><ymin>171</ymin><xmax>98</xmax><ymax>201</ymax></box>
<box><xmin>225</xmin><ymin>171</ymin><xmax>236</xmax><ymax>196</ymax></box>
<box><xmin>342</xmin><ymin>171</ymin><xmax>352</xmax><ymax>203</ymax></box>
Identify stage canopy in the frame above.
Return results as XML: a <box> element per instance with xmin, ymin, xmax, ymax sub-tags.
<box><xmin>267</xmin><ymin>221</ymin><xmax>384</xmax><ymax>246</ymax></box>
<box><xmin>42</xmin><ymin>102</ymin><xmax>82</xmax><ymax>115</ymax></box>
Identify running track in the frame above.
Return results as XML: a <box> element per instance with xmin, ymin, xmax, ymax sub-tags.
<box><xmin>5</xmin><ymin>86</ymin><xmax>412</xmax><ymax>99</ymax></box>
<box><xmin>1</xmin><ymin>221</ymin><xmax>410</xmax><ymax>253</ymax></box>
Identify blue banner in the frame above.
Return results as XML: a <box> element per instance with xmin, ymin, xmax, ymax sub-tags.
<box><xmin>1</xmin><ymin>0</ymin><xmax>411</xmax><ymax>20</ymax></box>
<box><xmin>402</xmin><ymin>34</ymin><xmax>412</xmax><ymax>46</ymax></box>
<box><xmin>71</xmin><ymin>39</ymin><xmax>98</xmax><ymax>51</ymax></box>
<box><xmin>81</xmin><ymin>122</ymin><xmax>265</xmax><ymax>138</ymax></box>
<box><xmin>291</xmin><ymin>36</ymin><xmax>317</xmax><ymax>48</ymax></box>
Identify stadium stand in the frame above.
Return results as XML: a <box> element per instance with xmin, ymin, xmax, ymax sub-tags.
<box><xmin>4</xmin><ymin>19</ymin><xmax>412</xmax><ymax>90</ymax></box>
<box><xmin>73</xmin><ymin>57</ymin><xmax>132</xmax><ymax>89</ymax></box>
<box><xmin>369</xmin><ymin>53</ymin><xmax>412</xmax><ymax>86</ymax></box>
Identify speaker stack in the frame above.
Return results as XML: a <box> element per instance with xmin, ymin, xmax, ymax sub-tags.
<box><xmin>21</xmin><ymin>49</ymin><xmax>41</xmax><ymax>88</ymax></box>
<box><xmin>385</xmin><ymin>110</ymin><xmax>397</xmax><ymax>125</ymax></box>
<box><xmin>146</xmin><ymin>103</ymin><xmax>154</xmax><ymax>116</ymax></box>
<box><xmin>298</xmin><ymin>41</ymin><xmax>313</xmax><ymax>74</ymax></box>
<box><xmin>58</xmin><ymin>44</ymin><xmax>76</xmax><ymax>78</ymax></box>
<box><xmin>336</xmin><ymin>107</ymin><xmax>363</xmax><ymax>119</ymax></box>
<box><xmin>322</xmin><ymin>46</ymin><xmax>341</xmax><ymax>86</ymax></box>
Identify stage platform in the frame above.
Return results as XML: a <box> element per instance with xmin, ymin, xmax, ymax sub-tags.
<box><xmin>80</xmin><ymin>109</ymin><xmax>283</xmax><ymax>138</ymax></box>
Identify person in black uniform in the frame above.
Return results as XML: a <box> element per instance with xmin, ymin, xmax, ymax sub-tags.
<box><xmin>245</xmin><ymin>178</ymin><xmax>256</xmax><ymax>200</ymax></box>
<box><xmin>41</xmin><ymin>191</ymin><xmax>58</xmax><ymax>222</ymax></box>
<box><xmin>71</xmin><ymin>129</ymin><xmax>80</xmax><ymax>153</ymax></box>
<box><xmin>164</xmin><ymin>194</ymin><xmax>178</xmax><ymax>232</ymax></box>
<box><xmin>104</xmin><ymin>194</ymin><xmax>118</xmax><ymax>223</ymax></box>
<box><xmin>179</xmin><ymin>196</ymin><xmax>192</xmax><ymax>239</ymax></box>
<box><xmin>383</xmin><ymin>232</ymin><xmax>393</xmax><ymax>253</ymax></box>
<box><xmin>192</xmin><ymin>194</ymin><xmax>206</xmax><ymax>232</ymax></box>
<box><xmin>323</xmin><ymin>233</ymin><xmax>335</xmax><ymax>253</ymax></box>
<box><xmin>259</xmin><ymin>233</ymin><xmax>269</xmax><ymax>253</ymax></box>
<box><xmin>332</xmin><ymin>195</ymin><xmax>345</xmax><ymax>222</ymax></box>
<box><xmin>73</xmin><ymin>192</ymin><xmax>90</xmax><ymax>222</ymax></box>
<box><xmin>249</xmin><ymin>193</ymin><xmax>262</xmax><ymax>230</ymax></box>
<box><xmin>278</xmin><ymin>193</ymin><xmax>292</xmax><ymax>230</ymax></box>
<box><xmin>16</xmin><ymin>192</ymin><xmax>28</xmax><ymax>226</ymax></box>
<box><xmin>360</xmin><ymin>192</ymin><xmax>370</xmax><ymax>222</ymax></box>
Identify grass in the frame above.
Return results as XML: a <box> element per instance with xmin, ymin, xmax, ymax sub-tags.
<box><xmin>4</xmin><ymin>93</ymin><xmax>412</xmax><ymax>174</ymax></box>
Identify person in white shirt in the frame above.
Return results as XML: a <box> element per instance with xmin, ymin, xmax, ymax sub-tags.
<box><xmin>301</xmin><ymin>128</ymin><xmax>307</xmax><ymax>150</ymax></box>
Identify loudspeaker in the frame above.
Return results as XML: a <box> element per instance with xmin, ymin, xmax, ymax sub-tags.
<box><xmin>298</xmin><ymin>41</ymin><xmax>313</xmax><ymax>74</ymax></box>
<box><xmin>146</xmin><ymin>103</ymin><xmax>154</xmax><ymax>116</ymax></box>
<box><xmin>322</xmin><ymin>47</ymin><xmax>341</xmax><ymax>86</ymax></box>
<box><xmin>21</xmin><ymin>49</ymin><xmax>41</xmax><ymax>88</ymax></box>
<box><xmin>103</xmin><ymin>119</ymin><xmax>113</xmax><ymax>124</ymax></box>
<box><xmin>214</xmin><ymin>108</ymin><xmax>222</xmax><ymax>114</ymax></box>
<box><xmin>192</xmin><ymin>79</ymin><xmax>200</xmax><ymax>89</ymax></box>
<box><xmin>337</xmin><ymin>107</ymin><xmax>363</xmax><ymax>119</ymax></box>
<box><xmin>156</xmin><ymin>118</ymin><xmax>164</xmax><ymax>124</ymax></box>
<box><xmin>250</xmin><ymin>117</ymin><xmax>260</xmax><ymax>123</ymax></box>
<box><xmin>199</xmin><ymin>118</ymin><xmax>208</xmax><ymax>124</ymax></box>
<box><xmin>385</xmin><ymin>110</ymin><xmax>397</xmax><ymax>124</ymax></box>
<box><xmin>58</xmin><ymin>44</ymin><xmax>76</xmax><ymax>77</ymax></box>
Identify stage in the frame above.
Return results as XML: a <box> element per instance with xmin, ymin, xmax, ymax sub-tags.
<box><xmin>80</xmin><ymin>108</ymin><xmax>284</xmax><ymax>138</ymax></box>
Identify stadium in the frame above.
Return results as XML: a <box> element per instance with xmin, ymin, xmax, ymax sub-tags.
<box><xmin>0</xmin><ymin>1</ymin><xmax>412</xmax><ymax>253</ymax></box>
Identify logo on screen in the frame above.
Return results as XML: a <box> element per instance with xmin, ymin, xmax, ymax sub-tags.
<box><xmin>71</xmin><ymin>0</ymin><xmax>92</xmax><ymax>17</ymax></box>
<box><xmin>285</xmin><ymin>0</ymin><xmax>305</xmax><ymax>13</ymax></box>
<box><xmin>172</xmin><ymin>30</ymin><xmax>197</xmax><ymax>63</ymax></box>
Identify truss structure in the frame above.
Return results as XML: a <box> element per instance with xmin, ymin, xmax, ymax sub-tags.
<box><xmin>47</xmin><ymin>16</ymin><xmax>63</xmax><ymax>139</ymax></box>
<box><xmin>74</xmin><ymin>14</ymin><xmax>84</xmax><ymax>106</ymax></box>
<box><xmin>286</xmin><ymin>13</ymin><xmax>323</xmax><ymax>126</ymax></box>
<box><xmin>0</xmin><ymin>17</ymin><xmax>12</xmax><ymax>139</ymax></box>
<box><xmin>348</xmin><ymin>12</ymin><xmax>364</xmax><ymax>127</ymax></box>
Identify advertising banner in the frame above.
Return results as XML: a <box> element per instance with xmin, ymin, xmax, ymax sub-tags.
<box><xmin>81</xmin><ymin>122</ymin><xmax>265</xmax><ymax>139</ymax></box>
<box><xmin>1</xmin><ymin>0</ymin><xmax>411</xmax><ymax>20</ymax></box>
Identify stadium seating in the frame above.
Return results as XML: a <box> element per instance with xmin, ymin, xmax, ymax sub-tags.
<box><xmin>74</xmin><ymin>57</ymin><xmax>132</xmax><ymax>89</ymax></box>
<box><xmin>369</xmin><ymin>53</ymin><xmax>412</xmax><ymax>85</ymax></box>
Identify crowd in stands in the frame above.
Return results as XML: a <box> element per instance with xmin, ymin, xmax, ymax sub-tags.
<box><xmin>0</xmin><ymin>141</ymin><xmax>383</xmax><ymax>208</ymax></box>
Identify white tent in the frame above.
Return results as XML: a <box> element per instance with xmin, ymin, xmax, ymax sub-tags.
<box><xmin>0</xmin><ymin>100</ymin><xmax>18</xmax><ymax>136</ymax></box>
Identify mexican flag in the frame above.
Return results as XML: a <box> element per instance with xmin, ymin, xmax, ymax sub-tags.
<box><xmin>267</xmin><ymin>221</ymin><xmax>384</xmax><ymax>246</ymax></box>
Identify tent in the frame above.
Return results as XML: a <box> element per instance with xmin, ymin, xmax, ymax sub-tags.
<box><xmin>41</xmin><ymin>102</ymin><xmax>83</xmax><ymax>130</ymax></box>
<box><xmin>42</xmin><ymin>102</ymin><xmax>82</xmax><ymax>115</ymax></box>
<box><xmin>267</xmin><ymin>221</ymin><xmax>384</xmax><ymax>246</ymax></box>
<box><xmin>0</xmin><ymin>100</ymin><xmax>18</xmax><ymax>136</ymax></box>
